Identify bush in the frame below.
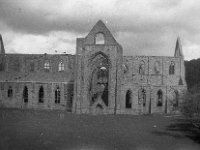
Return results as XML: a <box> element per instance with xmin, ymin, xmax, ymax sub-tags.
<box><xmin>182</xmin><ymin>93</ymin><xmax>200</xmax><ymax>117</ymax></box>
<box><xmin>181</xmin><ymin>87</ymin><xmax>200</xmax><ymax>128</ymax></box>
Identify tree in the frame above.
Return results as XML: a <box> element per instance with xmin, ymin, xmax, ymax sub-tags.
<box><xmin>181</xmin><ymin>86</ymin><xmax>200</xmax><ymax>128</ymax></box>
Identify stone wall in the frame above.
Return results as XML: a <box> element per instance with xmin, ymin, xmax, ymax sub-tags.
<box><xmin>120</xmin><ymin>55</ymin><xmax>187</xmax><ymax>114</ymax></box>
<box><xmin>0</xmin><ymin>54</ymin><xmax>74</xmax><ymax>81</ymax></box>
<box><xmin>73</xmin><ymin>20</ymin><xmax>123</xmax><ymax>114</ymax></box>
<box><xmin>0</xmin><ymin>20</ymin><xmax>187</xmax><ymax>115</ymax></box>
<box><xmin>0</xmin><ymin>54</ymin><xmax>75</xmax><ymax>110</ymax></box>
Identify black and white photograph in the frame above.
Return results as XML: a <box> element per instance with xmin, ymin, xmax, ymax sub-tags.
<box><xmin>0</xmin><ymin>0</ymin><xmax>200</xmax><ymax>150</ymax></box>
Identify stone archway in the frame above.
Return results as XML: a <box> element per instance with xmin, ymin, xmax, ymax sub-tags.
<box><xmin>88</xmin><ymin>52</ymin><xmax>110</xmax><ymax>114</ymax></box>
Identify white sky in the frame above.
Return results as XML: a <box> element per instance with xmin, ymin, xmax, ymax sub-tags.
<box><xmin>0</xmin><ymin>0</ymin><xmax>200</xmax><ymax>60</ymax></box>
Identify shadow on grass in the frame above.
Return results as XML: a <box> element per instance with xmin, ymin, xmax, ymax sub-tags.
<box><xmin>152</xmin><ymin>130</ymin><xmax>185</xmax><ymax>139</ymax></box>
<box><xmin>153</xmin><ymin>118</ymin><xmax>200</xmax><ymax>144</ymax></box>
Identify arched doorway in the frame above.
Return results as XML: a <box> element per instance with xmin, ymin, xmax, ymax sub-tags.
<box><xmin>89</xmin><ymin>52</ymin><xmax>110</xmax><ymax>114</ymax></box>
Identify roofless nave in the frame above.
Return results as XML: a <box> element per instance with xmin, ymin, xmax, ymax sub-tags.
<box><xmin>0</xmin><ymin>20</ymin><xmax>187</xmax><ymax>114</ymax></box>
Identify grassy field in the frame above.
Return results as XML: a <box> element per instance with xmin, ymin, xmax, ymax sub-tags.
<box><xmin>0</xmin><ymin>109</ymin><xmax>200</xmax><ymax>150</ymax></box>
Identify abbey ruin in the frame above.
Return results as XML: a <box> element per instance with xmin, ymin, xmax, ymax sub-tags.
<box><xmin>0</xmin><ymin>20</ymin><xmax>187</xmax><ymax>114</ymax></box>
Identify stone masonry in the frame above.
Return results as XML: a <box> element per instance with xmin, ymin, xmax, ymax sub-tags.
<box><xmin>0</xmin><ymin>20</ymin><xmax>187</xmax><ymax>114</ymax></box>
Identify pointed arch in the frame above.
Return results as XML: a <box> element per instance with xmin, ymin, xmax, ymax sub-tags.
<box><xmin>85</xmin><ymin>20</ymin><xmax>117</xmax><ymax>45</ymax></box>
<box><xmin>139</xmin><ymin>60</ymin><xmax>145</xmax><ymax>75</ymax></box>
<box><xmin>138</xmin><ymin>88</ymin><xmax>146</xmax><ymax>106</ymax></box>
<box><xmin>88</xmin><ymin>51</ymin><xmax>110</xmax><ymax>107</ymax></box>
<box><xmin>7</xmin><ymin>86</ymin><xmax>13</xmax><ymax>98</ymax></box>
<box><xmin>157</xmin><ymin>90</ymin><xmax>163</xmax><ymax>106</ymax></box>
<box><xmin>39</xmin><ymin>86</ymin><xmax>44</xmax><ymax>103</ymax></box>
<box><xmin>126</xmin><ymin>90</ymin><xmax>132</xmax><ymax>109</ymax></box>
<box><xmin>89</xmin><ymin>57</ymin><xmax>109</xmax><ymax>106</ymax></box>
<box><xmin>55</xmin><ymin>86</ymin><xmax>61</xmax><ymax>104</ymax></box>
<box><xmin>58</xmin><ymin>60</ymin><xmax>64</xmax><ymax>72</ymax></box>
<box><xmin>169</xmin><ymin>61</ymin><xmax>175</xmax><ymax>75</ymax></box>
<box><xmin>89</xmin><ymin>51</ymin><xmax>111</xmax><ymax>67</ymax></box>
<box><xmin>23</xmin><ymin>86</ymin><xmax>28</xmax><ymax>103</ymax></box>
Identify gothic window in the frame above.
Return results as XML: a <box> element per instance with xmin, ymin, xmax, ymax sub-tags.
<box><xmin>23</xmin><ymin>86</ymin><xmax>28</xmax><ymax>103</ymax></box>
<box><xmin>7</xmin><ymin>86</ymin><xmax>13</xmax><ymax>98</ymax></box>
<box><xmin>126</xmin><ymin>90</ymin><xmax>132</xmax><ymax>109</ymax></box>
<box><xmin>138</xmin><ymin>88</ymin><xmax>146</xmax><ymax>106</ymax></box>
<box><xmin>55</xmin><ymin>87</ymin><xmax>61</xmax><ymax>104</ymax></box>
<box><xmin>95</xmin><ymin>33</ymin><xmax>105</xmax><ymax>44</ymax></box>
<box><xmin>139</xmin><ymin>61</ymin><xmax>145</xmax><ymax>75</ymax></box>
<box><xmin>89</xmin><ymin>52</ymin><xmax>109</xmax><ymax>108</ymax></box>
<box><xmin>30</xmin><ymin>61</ymin><xmax>35</xmax><ymax>72</ymax></box>
<box><xmin>157</xmin><ymin>90</ymin><xmax>163</xmax><ymax>106</ymax></box>
<box><xmin>58</xmin><ymin>61</ymin><xmax>64</xmax><ymax>72</ymax></box>
<box><xmin>154</xmin><ymin>61</ymin><xmax>160</xmax><ymax>74</ymax></box>
<box><xmin>44</xmin><ymin>61</ymin><xmax>50</xmax><ymax>71</ymax></box>
<box><xmin>39</xmin><ymin>86</ymin><xmax>44</xmax><ymax>103</ymax></box>
<box><xmin>169</xmin><ymin>62</ymin><xmax>175</xmax><ymax>75</ymax></box>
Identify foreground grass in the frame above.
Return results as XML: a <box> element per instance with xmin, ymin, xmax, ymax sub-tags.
<box><xmin>0</xmin><ymin>108</ymin><xmax>200</xmax><ymax>150</ymax></box>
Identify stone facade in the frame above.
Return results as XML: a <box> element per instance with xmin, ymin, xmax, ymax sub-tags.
<box><xmin>0</xmin><ymin>20</ymin><xmax>187</xmax><ymax>114</ymax></box>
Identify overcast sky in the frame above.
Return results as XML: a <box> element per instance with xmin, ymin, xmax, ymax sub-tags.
<box><xmin>0</xmin><ymin>0</ymin><xmax>200</xmax><ymax>60</ymax></box>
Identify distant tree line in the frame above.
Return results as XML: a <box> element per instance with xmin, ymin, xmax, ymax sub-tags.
<box><xmin>185</xmin><ymin>59</ymin><xmax>200</xmax><ymax>90</ymax></box>
<box><xmin>182</xmin><ymin>59</ymin><xmax>200</xmax><ymax>128</ymax></box>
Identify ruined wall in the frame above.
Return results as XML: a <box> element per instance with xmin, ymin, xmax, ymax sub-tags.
<box><xmin>0</xmin><ymin>54</ymin><xmax>75</xmax><ymax>110</ymax></box>
<box><xmin>0</xmin><ymin>20</ymin><xmax>187</xmax><ymax>115</ymax></box>
<box><xmin>73</xmin><ymin>20</ymin><xmax>123</xmax><ymax>114</ymax></box>
<box><xmin>121</xmin><ymin>55</ymin><xmax>187</xmax><ymax>114</ymax></box>
<box><xmin>0</xmin><ymin>54</ymin><xmax>74</xmax><ymax>81</ymax></box>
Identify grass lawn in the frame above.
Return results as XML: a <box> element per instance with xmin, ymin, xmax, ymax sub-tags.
<box><xmin>0</xmin><ymin>108</ymin><xmax>200</xmax><ymax>150</ymax></box>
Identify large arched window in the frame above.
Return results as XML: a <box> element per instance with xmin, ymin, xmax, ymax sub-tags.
<box><xmin>169</xmin><ymin>62</ymin><xmax>175</xmax><ymax>75</ymax></box>
<box><xmin>58</xmin><ymin>61</ymin><xmax>64</xmax><ymax>72</ymax></box>
<box><xmin>157</xmin><ymin>90</ymin><xmax>163</xmax><ymax>106</ymax></box>
<box><xmin>89</xmin><ymin>52</ymin><xmax>109</xmax><ymax>107</ymax></box>
<box><xmin>7</xmin><ymin>86</ymin><xmax>13</xmax><ymax>98</ymax></box>
<box><xmin>138</xmin><ymin>88</ymin><xmax>146</xmax><ymax>106</ymax></box>
<box><xmin>39</xmin><ymin>86</ymin><xmax>44</xmax><ymax>103</ymax></box>
<box><xmin>126</xmin><ymin>90</ymin><xmax>132</xmax><ymax>109</ymax></box>
<box><xmin>23</xmin><ymin>86</ymin><xmax>28</xmax><ymax>103</ymax></box>
<box><xmin>95</xmin><ymin>33</ymin><xmax>105</xmax><ymax>44</ymax></box>
<box><xmin>139</xmin><ymin>61</ymin><xmax>145</xmax><ymax>75</ymax></box>
<box><xmin>55</xmin><ymin>87</ymin><xmax>61</xmax><ymax>104</ymax></box>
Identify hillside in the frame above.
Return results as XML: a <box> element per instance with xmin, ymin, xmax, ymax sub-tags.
<box><xmin>185</xmin><ymin>58</ymin><xmax>200</xmax><ymax>89</ymax></box>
